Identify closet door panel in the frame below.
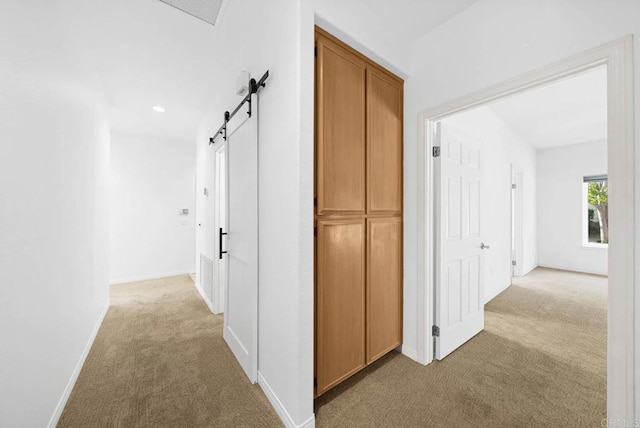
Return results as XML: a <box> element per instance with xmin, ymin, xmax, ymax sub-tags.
<box><xmin>316</xmin><ymin>36</ymin><xmax>366</xmax><ymax>215</ymax></box>
<box><xmin>366</xmin><ymin>217</ymin><xmax>403</xmax><ymax>363</ymax></box>
<box><xmin>367</xmin><ymin>68</ymin><xmax>403</xmax><ymax>215</ymax></box>
<box><xmin>316</xmin><ymin>219</ymin><xmax>366</xmax><ymax>394</ymax></box>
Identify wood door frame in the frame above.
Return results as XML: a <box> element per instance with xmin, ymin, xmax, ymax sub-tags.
<box><xmin>415</xmin><ymin>35</ymin><xmax>634</xmax><ymax>421</ymax></box>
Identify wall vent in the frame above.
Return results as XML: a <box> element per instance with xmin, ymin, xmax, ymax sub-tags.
<box><xmin>159</xmin><ymin>0</ymin><xmax>225</xmax><ymax>26</ymax></box>
<box><xmin>200</xmin><ymin>253</ymin><xmax>214</xmax><ymax>302</ymax></box>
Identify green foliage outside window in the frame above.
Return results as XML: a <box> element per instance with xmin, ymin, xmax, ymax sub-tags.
<box><xmin>587</xmin><ymin>180</ymin><xmax>608</xmax><ymax>244</ymax></box>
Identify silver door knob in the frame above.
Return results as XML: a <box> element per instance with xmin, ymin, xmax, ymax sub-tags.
<box><xmin>480</xmin><ymin>243</ymin><xmax>490</xmax><ymax>250</ymax></box>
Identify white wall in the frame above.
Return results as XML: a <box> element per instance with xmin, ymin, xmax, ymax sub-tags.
<box><xmin>0</xmin><ymin>3</ymin><xmax>110</xmax><ymax>426</ymax></box>
<box><xmin>312</xmin><ymin>1</ymin><xmax>411</xmax><ymax>77</ymax></box>
<box><xmin>442</xmin><ymin>106</ymin><xmax>537</xmax><ymax>303</ymax></box>
<box><xmin>191</xmin><ymin>0</ymin><xmax>640</xmax><ymax>425</ymax></box>
<box><xmin>110</xmin><ymin>133</ymin><xmax>195</xmax><ymax>283</ymax></box>
<box><xmin>195</xmin><ymin>0</ymin><xmax>314</xmax><ymax>426</ymax></box>
<box><xmin>403</xmin><ymin>0</ymin><xmax>640</xmax><ymax>418</ymax></box>
<box><xmin>537</xmin><ymin>140</ymin><xmax>608</xmax><ymax>275</ymax></box>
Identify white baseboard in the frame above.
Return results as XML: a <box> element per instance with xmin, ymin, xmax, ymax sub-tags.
<box><xmin>110</xmin><ymin>270</ymin><xmax>194</xmax><ymax>285</ymax></box>
<box><xmin>297</xmin><ymin>415</ymin><xmax>316</xmax><ymax>428</ymax></box>
<box><xmin>257</xmin><ymin>372</ymin><xmax>315</xmax><ymax>428</ymax></box>
<box><xmin>537</xmin><ymin>263</ymin><xmax>608</xmax><ymax>277</ymax></box>
<box><xmin>521</xmin><ymin>264</ymin><xmax>537</xmax><ymax>277</ymax></box>
<box><xmin>194</xmin><ymin>279</ymin><xmax>214</xmax><ymax>313</ymax></box>
<box><xmin>48</xmin><ymin>300</ymin><xmax>110</xmax><ymax>428</ymax></box>
<box><xmin>484</xmin><ymin>283</ymin><xmax>511</xmax><ymax>304</ymax></box>
<box><xmin>401</xmin><ymin>345</ymin><xmax>418</xmax><ymax>361</ymax></box>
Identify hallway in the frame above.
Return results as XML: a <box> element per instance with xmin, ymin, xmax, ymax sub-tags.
<box><xmin>58</xmin><ymin>276</ymin><xmax>280</xmax><ymax>427</ymax></box>
<box><xmin>58</xmin><ymin>269</ymin><xmax>606</xmax><ymax>427</ymax></box>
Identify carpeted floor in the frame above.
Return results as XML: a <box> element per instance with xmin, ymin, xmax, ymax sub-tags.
<box><xmin>315</xmin><ymin>267</ymin><xmax>607</xmax><ymax>427</ymax></box>
<box><xmin>59</xmin><ymin>268</ymin><xmax>606</xmax><ymax>427</ymax></box>
<box><xmin>58</xmin><ymin>275</ymin><xmax>281</xmax><ymax>427</ymax></box>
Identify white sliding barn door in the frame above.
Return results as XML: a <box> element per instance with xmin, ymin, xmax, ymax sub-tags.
<box><xmin>213</xmin><ymin>141</ymin><xmax>227</xmax><ymax>314</ymax></box>
<box><xmin>435</xmin><ymin>123</ymin><xmax>485</xmax><ymax>360</ymax></box>
<box><xmin>223</xmin><ymin>95</ymin><xmax>259</xmax><ymax>383</ymax></box>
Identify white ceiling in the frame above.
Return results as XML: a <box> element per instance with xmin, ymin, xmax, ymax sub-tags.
<box><xmin>88</xmin><ymin>0</ymin><xmax>480</xmax><ymax>140</ymax></box>
<box><xmin>87</xmin><ymin>0</ymin><xmax>222</xmax><ymax>140</ymax></box>
<box><xmin>488</xmin><ymin>67</ymin><xmax>607</xmax><ymax>149</ymax></box>
<box><xmin>315</xmin><ymin>0</ymin><xmax>479</xmax><ymax>74</ymax></box>
<box><xmin>23</xmin><ymin>0</ymin><xmax>602</xmax><ymax>147</ymax></box>
<box><xmin>358</xmin><ymin>0</ymin><xmax>480</xmax><ymax>50</ymax></box>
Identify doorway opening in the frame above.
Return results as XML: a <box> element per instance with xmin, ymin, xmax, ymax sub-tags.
<box><xmin>416</xmin><ymin>36</ymin><xmax>633</xmax><ymax>420</ymax></box>
<box><xmin>431</xmin><ymin>67</ymin><xmax>609</xmax><ymax>422</ymax></box>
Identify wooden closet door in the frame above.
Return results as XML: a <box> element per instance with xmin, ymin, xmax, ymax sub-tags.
<box><xmin>316</xmin><ymin>219</ymin><xmax>366</xmax><ymax>394</ymax></box>
<box><xmin>314</xmin><ymin>27</ymin><xmax>404</xmax><ymax>397</ymax></box>
<box><xmin>366</xmin><ymin>217</ymin><xmax>403</xmax><ymax>363</ymax></box>
<box><xmin>367</xmin><ymin>68</ymin><xmax>403</xmax><ymax>215</ymax></box>
<box><xmin>316</xmin><ymin>34</ymin><xmax>366</xmax><ymax>215</ymax></box>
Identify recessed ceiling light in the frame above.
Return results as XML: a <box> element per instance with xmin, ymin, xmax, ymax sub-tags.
<box><xmin>153</xmin><ymin>106</ymin><xmax>165</xmax><ymax>113</ymax></box>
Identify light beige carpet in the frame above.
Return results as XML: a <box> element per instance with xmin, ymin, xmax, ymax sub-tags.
<box><xmin>60</xmin><ymin>269</ymin><xmax>606</xmax><ymax>427</ymax></box>
<box><xmin>315</xmin><ymin>267</ymin><xmax>607</xmax><ymax>427</ymax></box>
<box><xmin>58</xmin><ymin>275</ymin><xmax>281</xmax><ymax>427</ymax></box>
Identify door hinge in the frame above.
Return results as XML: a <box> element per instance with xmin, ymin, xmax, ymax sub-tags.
<box><xmin>314</xmin><ymin>196</ymin><xmax>317</xmax><ymax>207</ymax></box>
<box><xmin>314</xmin><ymin>377</ymin><xmax>317</xmax><ymax>387</ymax></box>
<box><xmin>512</xmin><ymin>183</ymin><xmax>517</xmax><ymax>189</ymax></box>
<box><xmin>432</xmin><ymin>325</ymin><xmax>440</xmax><ymax>337</ymax></box>
<box><xmin>512</xmin><ymin>260</ymin><xmax>517</xmax><ymax>266</ymax></box>
<box><xmin>314</xmin><ymin>227</ymin><xmax>317</xmax><ymax>237</ymax></box>
<box><xmin>314</xmin><ymin>46</ymin><xmax>317</xmax><ymax>57</ymax></box>
<box><xmin>432</xmin><ymin>146</ymin><xmax>441</xmax><ymax>157</ymax></box>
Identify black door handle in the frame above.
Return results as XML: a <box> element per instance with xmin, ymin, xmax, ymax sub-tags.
<box><xmin>219</xmin><ymin>227</ymin><xmax>228</xmax><ymax>260</ymax></box>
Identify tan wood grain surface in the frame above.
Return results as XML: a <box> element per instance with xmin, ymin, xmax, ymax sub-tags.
<box><xmin>366</xmin><ymin>217</ymin><xmax>403</xmax><ymax>364</ymax></box>
<box><xmin>316</xmin><ymin>219</ymin><xmax>366</xmax><ymax>395</ymax></box>
<box><xmin>367</xmin><ymin>68</ymin><xmax>403</xmax><ymax>215</ymax></box>
<box><xmin>316</xmin><ymin>35</ymin><xmax>366</xmax><ymax>215</ymax></box>
<box><xmin>315</xmin><ymin>27</ymin><xmax>404</xmax><ymax>397</ymax></box>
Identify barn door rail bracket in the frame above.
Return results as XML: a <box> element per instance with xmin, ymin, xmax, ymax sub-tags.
<box><xmin>209</xmin><ymin>70</ymin><xmax>270</xmax><ymax>145</ymax></box>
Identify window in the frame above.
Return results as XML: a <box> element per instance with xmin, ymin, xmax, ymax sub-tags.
<box><xmin>583</xmin><ymin>175</ymin><xmax>608</xmax><ymax>247</ymax></box>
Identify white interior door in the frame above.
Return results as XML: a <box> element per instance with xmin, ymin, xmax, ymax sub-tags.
<box><xmin>213</xmin><ymin>142</ymin><xmax>227</xmax><ymax>314</ymax></box>
<box><xmin>435</xmin><ymin>123</ymin><xmax>485</xmax><ymax>360</ymax></box>
<box><xmin>223</xmin><ymin>95</ymin><xmax>259</xmax><ymax>383</ymax></box>
<box><xmin>511</xmin><ymin>168</ymin><xmax>523</xmax><ymax>278</ymax></box>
